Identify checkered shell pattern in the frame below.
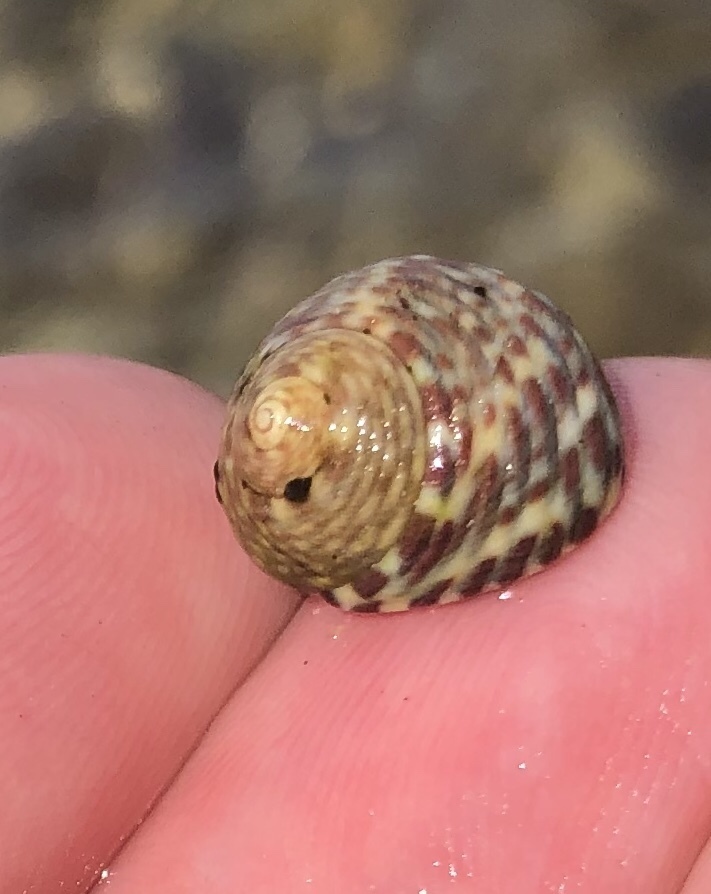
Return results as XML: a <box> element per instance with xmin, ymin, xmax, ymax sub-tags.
<box><xmin>216</xmin><ymin>256</ymin><xmax>624</xmax><ymax>612</ymax></box>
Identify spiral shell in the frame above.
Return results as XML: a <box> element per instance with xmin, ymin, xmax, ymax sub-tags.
<box><xmin>215</xmin><ymin>255</ymin><xmax>624</xmax><ymax>613</ymax></box>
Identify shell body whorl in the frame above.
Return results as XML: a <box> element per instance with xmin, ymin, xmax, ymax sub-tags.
<box><xmin>216</xmin><ymin>255</ymin><xmax>624</xmax><ymax>612</ymax></box>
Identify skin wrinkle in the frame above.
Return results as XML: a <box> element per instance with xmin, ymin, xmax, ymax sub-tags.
<box><xmin>1</xmin><ymin>354</ymin><xmax>711</xmax><ymax>893</ymax></box>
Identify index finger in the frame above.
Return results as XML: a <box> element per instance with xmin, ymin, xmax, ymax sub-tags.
<box><xmin>102</xmin><ymin>357</ymin><xmax>711</xmax><ymax>894</ymax></box>
<box><xmin>0</xmin><ymin>354</ymin><xmax>299</xmax><ymax>894</ymax></box>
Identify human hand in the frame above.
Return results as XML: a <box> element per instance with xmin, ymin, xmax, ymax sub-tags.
<box><xmin>3</xmin><ymin>353</ymin><xmax>711</xmax><ymax>894</ymax></box>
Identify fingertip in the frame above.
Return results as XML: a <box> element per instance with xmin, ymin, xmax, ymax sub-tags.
<box><xmin>0</xmin><ymin>353</ymin><xmax>299</xmax><ymax>891</ymax></box>
<box><xmin>76</xmin><ymin>358</ymin><xmax>711</xmax><ymax>893</ymax></box>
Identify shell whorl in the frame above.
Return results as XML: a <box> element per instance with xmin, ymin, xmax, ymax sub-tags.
<box><xmin>218</xmin><ymin>328</ymin><xmax>425</xmax><ymax>590</ymax></box>
<box><xmin>216</xmin><ymin>255</ymin><xmax>624</xmax><ymax>612</ymax></box>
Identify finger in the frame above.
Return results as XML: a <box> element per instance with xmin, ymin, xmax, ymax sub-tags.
<box><xmin>681</xmin><ymin>834</ymin><xmax>711</xmax><ymax>893</ymax></box>
<box><xmin>0</xmin><ymin>354</ymin><xmax>299</xmax><ymax>894</ymax></box>
<box><xmin>102</xmin><ymin>357</ymin><xmax>711</xmax><ymax>894</ymax></box>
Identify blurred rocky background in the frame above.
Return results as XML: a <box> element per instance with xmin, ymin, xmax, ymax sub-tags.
<box><xmin>0</xmin><ymin>0</ymin><xmax>709</xmax><ymax>396</ymax></box>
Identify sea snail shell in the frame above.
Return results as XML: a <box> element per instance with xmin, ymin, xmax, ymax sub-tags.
<box><xmin>215</xmin><ymin>255</ymin><xmax>624</xmax><ymax>613</ymax></box>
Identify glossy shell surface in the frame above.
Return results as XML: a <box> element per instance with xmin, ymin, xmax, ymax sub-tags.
<box><xmin>215</xmin><ymin>255</ymin><xmax>624</xmax><ymax>612</ymax></box>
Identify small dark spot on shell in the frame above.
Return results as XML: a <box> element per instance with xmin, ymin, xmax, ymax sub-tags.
<box><xmin>474</xmin><ymin>324</ymin><xmax>495</xmax><ymax>343</ymax></box>
<box><xmin>506</xmin><ymin>334</ymin><xmax>528</xmax><ymax>356</ymax></box>
<box><xmin>494</xmin><ymin>354</ymin><xmax>515</xmax><ymax>385</ymax></box>
<box><xmin>323</xmin><ymin>392</ymin><xmax>331</xmax><ymax>405</ymax></box>
<box><xmin>408</xmin><ymin>521</ymin><xmax>454</xmax><ymax>581</ymax></box>
<box><xmin>241</xmin><ymin>479</ymin><xmax>248</xmax><ymax>489</ymax></box>
<box><xmin>519</xmin><ymin>313</ymin><xmax>546</xmax><ymax>340</ymax></box>
<box><xmin>398</xmin><ymin>295</ymin><xmax>411</xmax><ymax>311</ymax></box>
<box><xmin>420</xmin><ymin>382</ymin><xmax>453</xmax><ymax>420</ymax></box>
<box><xmin>362</xmin><ymin>327</ymin><xmax>372</xmax><ymax>335</ymax></box>
<box><xmin>474</xmin><ymin>285</ymin><xmax>487</xmax><ymax>297</ymax></box>
<box><xmin>537</xmin><ymin>522</ymin><xmax>566</xmax><ymax>564</ymax></box>
<box><xmin>352</xmin><ymin>568</ymin><xmax>389</xmax><ymax>599</ymax></box>
<box><xmin>460</xmin><ymin>556</ymin><xmax>497</xmax><ymax>596</ymax></box>
<box><xmin>562</xmin><ymin>447</ymin><xmax>581</xmax><ymax>495</ymax></box>
<box><xmin>411</xmin><ymin>578</ymin><xmax>453</xmax><ymax>607</ymax></box>
<box><xmin>284</xmin><ymin>477</ymin><xmax>313</xmax><ymax>503</ymax></box>
<box><xmin>317</xmin><ymin>589</ymin><xmax>340</xmax><ymax>607</ymax></box>
<box><xmin>528</xmin><ymin>478</ymin><xmax>551</xmax><ymax>503</ymax></box>
<box><xmin>498</xmin><ymin>505</ymin><xmax>517</xmax><ymax>525</ymax></box>
<box><xmin>506</xmin><ymin>406</ymin><xmax>530</xmax><ymax>487</ymax></box>
<box><xmin>578</xmin><ymin>367</ymin><xmax>592</xmax><ymax>387</ymax></box>
<box><xmin>571</xmin><ymin>506</ymin><xmax>599</xmax><ymax>543</ymax></box>
<box><xmin>494</xmin><ymin>534</ymin><xmax>537</xmax><ymax>584</ymax></box>
<box><xmin>351</xmin><ymin>600</ymin><xmax>382</xmax><ymax>614</ymax></box>
<box><xmin>388</xmin><ymin>330</ymin><xmax>423</xmax><ymax>365</ymax></box>
<box><xmin>548</xmin><ymin>364</ymin><xmax>574</xmax><ymax>404</ymax></box>
<box><xmin>583</xmin><ymin>413</ymin><xmax>607</xmax><ymax>473</ymax></box>
<box><xmin>399</xmin><ymin>512</ymin><xmax>436</xmax><ymax>575</ymax></box>
<box><xmin>522</xmin><ymin>377</ymin><xmax>549</xmax><ymax>426</ymax></box>
<box><xmin>435</xmin><ymin>352</ymin><xmax>454</xmax><ymax>370</ymax></box>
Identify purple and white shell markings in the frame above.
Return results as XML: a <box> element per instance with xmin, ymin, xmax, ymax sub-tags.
<box><xmin>215</xmin><ymin>255</ymin><xmax>624</xmax><ymax>612</ymax></box>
